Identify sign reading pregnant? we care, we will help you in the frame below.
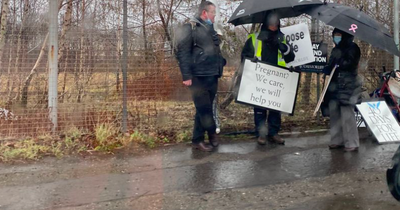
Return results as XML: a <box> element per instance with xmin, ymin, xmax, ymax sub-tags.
<box><xmin>236</xmin><ymin>59</ymin><xmax>300</xmax><ymax>115</ymax></box>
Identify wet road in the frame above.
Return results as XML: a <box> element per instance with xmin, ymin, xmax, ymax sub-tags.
<box><xmin>1</xmin><ymin>130</ymin><xmax>400</xmax><ymax>209</ymax></box>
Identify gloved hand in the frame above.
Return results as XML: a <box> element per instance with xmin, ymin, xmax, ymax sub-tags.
<box><xmin>251</xmin><ymin>57</ymin><xmax>259</xmax><ymax>63</ymax></box>
<box><xmin>278</xmin><ymin>43</ymin><xmax>288</xmax><ymax>53</ymax></box>
<box><xmin>289</xmin><ymin>66</ymin><xmax>300</xmax><ymax>73</ymax></box>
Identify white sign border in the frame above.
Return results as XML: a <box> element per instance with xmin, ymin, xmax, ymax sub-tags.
<box><xmin>281</xmin><ymin>23</ymin><xmax>315</xmax><ymax>67</ymax></box>
<box><xmin>235</xmin><ymin>59</ymin><xmax>301</xmax><ymax>115</ymax></box>
<box><xmin>356</xmin><ymin>99</ymin><xmax>400</xmax><ymax>144</ymax></box>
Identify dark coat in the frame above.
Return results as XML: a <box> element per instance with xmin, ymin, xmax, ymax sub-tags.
<box><xmin>241</xmin><ymin>24</ymin><xmax>295</xmax><ymax>65</ymax></box>
<box><xmin>175</xmin><ymin>17</ymin><xmax>226</xmax><ymax>81</ymax></box>
<box><xmin>322</xmin><ymin>29</ymin><xmax>363</xmax><ymax>115</ymax></box>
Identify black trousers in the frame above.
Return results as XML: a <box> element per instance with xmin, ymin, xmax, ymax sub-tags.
<box><xmin>254</xmin><ymin>107</ymin><xmax>281</xmax><ymax>137</ymax></box>
<box><xmin>189</xmin><ymin>76</ymin><xmax>218</xmax><ymax>144</ymax></box>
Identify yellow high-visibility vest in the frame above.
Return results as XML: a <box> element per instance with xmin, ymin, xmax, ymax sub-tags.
<box><xmin>248</xmin><ymin>33</ymin><xmax>287</xmax><ymax>67</ymax></box>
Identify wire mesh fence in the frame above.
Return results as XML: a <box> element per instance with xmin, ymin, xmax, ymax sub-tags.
<box><xmin>0</xmin><ymin>0</ymin><xmax>396</xmax><ymax>142</ymax></box>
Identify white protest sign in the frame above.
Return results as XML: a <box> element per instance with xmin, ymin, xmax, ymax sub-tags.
<box><xmin>236</xmin><ymin>59</ymin><xmax>300</xmax><ymax>114</ymax></box>
<box><xmin>280</xmin><ymin>23</ymin><xmax>314</xmax><ymax>67</ymax></box>
<box><xmin>356</xmin><ymin>101</ymin><xmax>400</xmax><ymax>144</ymax></box>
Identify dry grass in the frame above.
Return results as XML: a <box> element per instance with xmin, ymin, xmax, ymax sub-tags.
<box><xmin>0</xmin><ymin>65</ymin><xmax>331</xmax><ymax>162</ymax></box>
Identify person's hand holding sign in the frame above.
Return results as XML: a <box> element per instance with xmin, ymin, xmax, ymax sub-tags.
<box><xmin>278</xmin><ymin>43</ymin><xmax>289</xmax><ymax>55</ymax></box>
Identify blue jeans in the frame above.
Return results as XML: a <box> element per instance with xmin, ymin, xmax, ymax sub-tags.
<box><xmin>254</xmin><ymin>107</ymin><xmax>281</xmax><ymax>137</ymax></box>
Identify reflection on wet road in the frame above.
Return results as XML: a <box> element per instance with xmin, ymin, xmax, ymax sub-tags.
<box><xmin>0</xmin><ymin>132</ymin><xmax>399</xmax><ymax>209</ymax></box>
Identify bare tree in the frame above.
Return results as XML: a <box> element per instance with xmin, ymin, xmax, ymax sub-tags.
<box><xmin>77</xmin><ymin>0</ymin><xmax>86</xmax><ymax>103</ymax></box>
<box><xmin>142</xmin><ymin>0</ymin><xmax>149</xmax><ymax>59</ymax></box>
<box><xmin>0</xmin><ymin>0</ymin><xmax>9</xmax><ymax>64</ymax></box>
<box><xmin>6</xmin><ymin>0</ymin><xmax>30</xmax><ymax>106</ymax></box>
<box><xmin>21</xmin><ymin>0</ymin><xmax>65</xmax><ymax>107</ymax></box>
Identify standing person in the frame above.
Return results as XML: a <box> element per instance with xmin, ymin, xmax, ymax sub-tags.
<box><xmin>175</xmin><ymin>1</ymin><xmax>226</xmax><ymax>152</ymax></box>
<box><xmin>322</xmin><ymin>28</ymin><xmax>363</xmax><ymax>152</ymax></box>
<box><xmin>241</xmin><ymin>12</ymin><xmax>295</xmax><ymax>145</ymax></box>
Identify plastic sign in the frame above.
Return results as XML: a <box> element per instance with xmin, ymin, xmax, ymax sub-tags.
<box><xmin>236</xmin><ymin>59</ymin><xmax>300</xmax><ymax>114</ymax></box>
<box><xmin>357</xmin><ymin>100</ymin><xmax>400</xmax><ymax>144</ymax></box>
<box><xmin>280</xmin><ymin>23</ymin><xmax>315</xmax><ymax>67</ymax></box>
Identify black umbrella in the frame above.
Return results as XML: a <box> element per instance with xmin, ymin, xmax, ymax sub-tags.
<box><xmin>300</xmin><ymin>3</ymin><xmax>400</xmax><ymax>56</ymax></box>
<box><xmin>228</xmin><ymin>0</ymin><xmax>323</xmax><ymax>26</ymax></box>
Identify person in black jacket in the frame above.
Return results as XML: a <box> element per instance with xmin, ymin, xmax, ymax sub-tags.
<box><xmin>322</xmin><ymin>28</ymin><xmax>363</xmax><ymax>152</ymax></box>
<box><xmin>175</xmin><ymin>1</ymin><xmax>226</xmax><ymax>152</ymax></box>
<box><xmin>241</xmin><ymin>12</ymin><xmax>295</xmax><ymax>146</ymax></box>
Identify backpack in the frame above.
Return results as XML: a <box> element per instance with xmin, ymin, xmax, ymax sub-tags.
<box><xmin>173</xmin><ymin>21</ymin><xmax>197</xmax><ymax>59</ymax></box>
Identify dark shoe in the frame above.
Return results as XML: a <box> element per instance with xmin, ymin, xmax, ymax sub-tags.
<box><xmin>328</xmin><ymin>144</ymin><xmax>345</xmax><ymax>149</ymax></box>
<box><xmin>192</xmin><ymin>142</ymin><xmax>212</xmax><ymax>152</ymax></box>
<box><xmin>268</xmin><ymin>135</ymin><xmax>285</xmax><ymax>145</ymax></box>
<box><xmin>209</xmin><ymin>134</ymin><xmax>219</xmax><ymax>147</ymax></box>
<box><xmin>344</xmin><ymin>147</ymin><xmax>358</xmax><ymax>152</ymax></box>
<box><xmin>257</xmin><ymin>136</ymin><xmax>267</xmax><ymax>145</ymax></box>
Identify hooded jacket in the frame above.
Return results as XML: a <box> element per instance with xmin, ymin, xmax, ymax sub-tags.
<box><xmin>241</xmin><ymin>23</ymin><xmax>295</xmax><ymax>65</ymax></box>
<box><xmin>323</xmin><ymin>28</ymin><xmax>363</xmax><ymax>108</ymax></box>
<box><xmin>175</xmin><ymin>17</ymin><xmax>226</xmax><ymax>81</ymax></box>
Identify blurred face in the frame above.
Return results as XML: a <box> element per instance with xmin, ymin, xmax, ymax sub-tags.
<box><xmin>268</xmin><ymin>24</ymin><xmax>278</xmax><ymax>31</ymax></box>
<box><xmin>267</xmin><ymin>14</ymin><xmax>279</xmax><ymax>31</ymax></box>
<box><xmin>333</xmin><ymin>32</ymin><xmax>342</xmax><ymax>45</ymax></box>
<box><xmin>334</xmin><ymin>33</ymin><xmax>342</xmax><ymax>37</ymax></box>
<box><xmin>202</xmin><ymin>5</ymin><xmax>216</xmax><ymax>23</ymax></box>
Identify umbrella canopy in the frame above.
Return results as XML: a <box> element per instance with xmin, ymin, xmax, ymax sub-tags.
<box><xmin>300</xmin><ymin>3</ymin><xmax>400</xmax><ymax>56</ymax></box>
<box><xmin>228</xmin><ymin>0</ymin><xmax>323</xmax><ymax>26</ymax></box>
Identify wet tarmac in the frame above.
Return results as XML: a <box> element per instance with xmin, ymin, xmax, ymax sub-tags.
<box><xmin>1</xmin><ymin>130</ymin><xmax>400</xmax><ymax>209</ymax></box>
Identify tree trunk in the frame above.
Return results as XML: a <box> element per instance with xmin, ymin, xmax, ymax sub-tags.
<box><xmin>157</xmin><ymin>0</ymin><xmax>174</xmax><ymax>50</ymax></box>
<box><xmin>115</xmin><ymin>0</ymin><xmax>122</xmax><ymax>92</ymax></box>
<box><xmin>20</xmin><ymin>1</ymin><xmax>66</xmax><ymax>107</ymax></box>
<box><xmin>7</xmin><ymin>0</ymin><xmax>29</xmax><ymax>105</ymax></box>
<box><xmin>21</xmin><ymin>33</ymin><xmax>48</xmax><ymax>107</ymax></box>
<box><xmin>0</xmin><ymin>0</ymin><xmax>9</xmax><ymax>79</ymax></box>
<box><xmin>60</xmin><ymin>45</ymin><xmax>69</xmax><ymax>103</ymax></box>
<box><xmin>77</xmin><ymin>0</ymin><xmax>86</xmax><ymax>103</ymax></box>
<box><xmin>5</xmin><ymin>0</ymin><xmax>16</xmax><ymax>108</ymax></box>
<box><xmin>58</xmin><ymin>0</ymin><xmax>72</xmax><ymax>63</ymax></box>
<box><xmin>58</xmin><ymin>0</ymin><xmax>73</xmax><ymax>103</ymax></box>
<box><xmin>142</xmin><ymin>0</ymin><xmax>148</xmax><ymax>60</ymax></box>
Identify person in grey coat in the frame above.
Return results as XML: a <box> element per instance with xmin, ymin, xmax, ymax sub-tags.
<box><xmin>322</xmin><ymin>28</ymin><xmax>363</xmax><ymax>152</ymax></box>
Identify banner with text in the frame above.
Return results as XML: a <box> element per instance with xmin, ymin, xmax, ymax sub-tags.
<box><xmin>280</xmin><ymin>23</ymin><xmax>314</xmax><ymax>67</ymax></box>
<box><xmin>237</xmin><ymin>59</ymin><xmax>300</xmax><ymax>114</ymax></box>
<box><xmin>299</xmin><ymin>42</ymin><xmax>328</xmax><ymax>73</ymax></box>
<box><xmin>356</xmin><ymin>100</ymin><xmax>400</xmax><ymax>144</ymax></box>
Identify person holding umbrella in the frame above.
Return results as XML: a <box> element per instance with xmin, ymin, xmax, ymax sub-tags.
<box><xmin>241</xmin><ymin>12</ymin><xmax>295</xmax><ymax>145</ymax></box>
<box><xmin>322</xmin><ymin>28</ymin><xmax>363</xmax><ymax>152</ymax></box>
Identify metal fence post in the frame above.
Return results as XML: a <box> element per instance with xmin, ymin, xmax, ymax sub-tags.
<box><xmin>316</xmin><ymin>19</ymin><xmax>321</xmax><ymax>121</ymax></box>
<box><xmin>122</xmin><ymin>0</ymin><xmax>128</xmax><ymax>133</ymax></box>
<box><xmin>48</xmin><ymin>0</ymin><xmax>59</xmax><ymax>133</ymax></box>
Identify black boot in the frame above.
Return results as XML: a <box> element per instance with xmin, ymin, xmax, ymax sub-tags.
<box><xmin>192</xmin><ymin>142</ymin><xmax>213</xmax><ymax>152</ymax></box>
<box><xmin>209</xmin><ymin>133</ymin><xmax>219</xmax><ymax>147</ymax></box>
